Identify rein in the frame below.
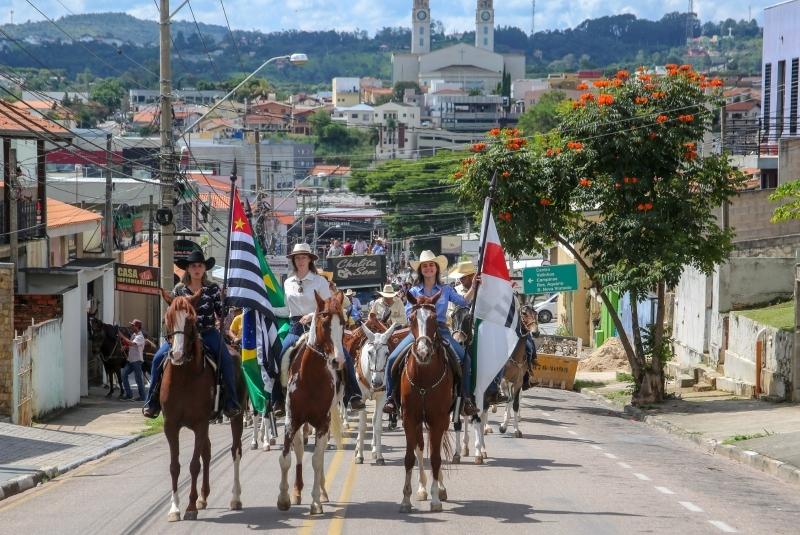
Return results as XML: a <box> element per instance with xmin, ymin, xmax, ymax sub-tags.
<box><xmin>305</xmin><ymin>341</ymin><xmax>334</xmax><ymax>361</ymax></box>
<box><xmin>403</xmin><ymin>345</ymin><xmax>449</xmax><ymax>422</ymax></box>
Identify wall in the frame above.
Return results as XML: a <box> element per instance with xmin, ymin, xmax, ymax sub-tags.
<box><xmin>725</xmin><ymin>189</ymin><xmax>800</xmax><ymax>243</ymax></box>
<box><xmin>14</xmin><ymin>294</ymin><xmax>63</xmax><ymax>333</ymax></box>
<box><xmin>725</xmin><ymin>256</ymin><xmax>795</xmax><ymax>309</ymax></box>
<box><xmin>672</xmin><ymin>265</ymin><xmax>711</xmax><ymax>368</ymax></box>
<box><xmin>778</xmin><ymin>138</ymin><xmax>800</xmax><ymax>186</ymax></box>
<box><xmin>62</xmin><ymin>286</ymin><xmax>82</xmax><ymax>403</ymax></box>
<box><xmin>27</xmin><ymin>319</ymin><xmax>69</xmax><ymax>416</ymax></box>
<box><xmin>0</xmin><ymin>263</ymin><xmax>13</xmax><ymax>417</ymax></box>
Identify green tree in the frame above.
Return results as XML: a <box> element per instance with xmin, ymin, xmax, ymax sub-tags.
<box><xmin>517</xmin><ymin>91</ymin><xmax>567</xmax><ymax>134</ymax></box>
<box><xmin>769</xmin><ymin>182</ymin><xmax>800</xmax><ymax>222</ymax></box>
<box><xmin>393</xmin><ymin>81</ymin><xmax>420</xmax><ymax>102</ymax></box>
<box><xmin>456</xmin><ymin>68</ymin><xmax>742</xmax><ymax>404</ymax></box>
<box><xmin>89</xmin><ymin>78</ymin><xmax>124</xmax><ymax>110</ymax></box>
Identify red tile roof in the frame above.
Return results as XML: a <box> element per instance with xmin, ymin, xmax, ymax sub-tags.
<box><xmin>47</xmin><ymin>198</ymin><xmax>102</xmax><ymax>229</ymax></box>
<box><xmin>0</xmin><ymin>100</ymin><xmax>70</xmax><ymax>138</ymax></box>
<box><xmin>310</xmin><ymin>164</ymin><xmax>351</xmax><ymax>177</ymax></box>
<box><xmin>120</xmin><ymin>241</ymin><xmax>183</xmax><ymax>277</ymax></box>
<box><xmin>726</xmin><ymin>100</ymin><xmax>759</xmax><ymax>112</ymax></box>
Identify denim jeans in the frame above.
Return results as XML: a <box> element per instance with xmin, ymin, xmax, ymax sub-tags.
<box><xmin>122</xmin><ymin>360</ymin><xmax>145</xmax><ymax>399</ymax></box>
<box><xmin>385</xmin><ymin>328</ymin><xmax>472</xmax><ymax>398</ymax></box>
<box><xmin>144</xmin><ymin>329</ymin><xmax>239</xmax><ymax>411</ymax></box>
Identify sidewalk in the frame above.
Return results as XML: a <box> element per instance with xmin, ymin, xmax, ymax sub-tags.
<box><xmin>576</xmin><ymin>372</ymin><xmax>800</xmax><ymax>487</ymax></box>
<box><xmin>0</xmin><ymin>387</ymin><xmax>150</xmax><ymax>502</ymax></box>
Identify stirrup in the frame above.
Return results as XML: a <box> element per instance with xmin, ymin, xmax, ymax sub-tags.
<box><xmin>462</xmin><ymin>397</ymin><xmax>479</xmax><ymax>417</ymax></box>
<box><xmin>383</xmin><ymin>398</ymin><xmax>397</xmax><ymax>415</ymax></box>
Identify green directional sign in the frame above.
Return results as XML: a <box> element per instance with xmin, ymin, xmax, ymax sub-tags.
<box><xmin>523</xmin><ymin>264</ymin><xmax>579</xmax><ymax>294</ymax></box>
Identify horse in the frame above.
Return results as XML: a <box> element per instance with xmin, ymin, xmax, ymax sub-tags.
<box><xmin>88</xmin><ymin>316</ymin><xmax>157</xmax><ymax>398</ymax></box>
<box><xmin>498</xmin><ymin>304</ymin><xmax>539</xmax><ymax>437</ymax></box>
<box><xmin>399</xmin><ymin>290</ymin><xmax>453</xmax><ymax>513</ymax></box>
<box><xmin>277</xmin><ymin>291</ymin><xmax>345</xmax><ymax>515</ymax></box>
<box><xmin>353</xmin><ymin>321</ymin><xmax>399</xmax><ymax>465</ymax></box>
<box><xmin>158</xmin><ymin>289</ymin><xmax>247</xmax><ymax>522</ymax></box>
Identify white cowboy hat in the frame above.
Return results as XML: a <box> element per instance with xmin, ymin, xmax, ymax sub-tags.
<box><xmin>410</xmin><ymin>250</ymin><xmax>448</xmax><ymax>274</ymax></box>
<box><xmin>344</xmin><ymin>289</ymin><xmax>356</xmax><ymax>296</ymax></box>
<box><xmin>377</xmin><ymin>284</ymin><xmax>397</xmax><ymax>298</ymax></box>
<box><xmin>449</xmin><ymin>260</ymin><xmax>476</xmax><ymax>279</ymax></box>
<box><xmin>287</xmin><ymin>242</ymin><xmax>319</xmax><ymax>261</ymax></box>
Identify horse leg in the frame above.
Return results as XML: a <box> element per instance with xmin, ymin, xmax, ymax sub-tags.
<box><xmin>513</xmin><ymin>388</ymin><xmax>522</xmax><ymax>438</ymax></box>
<box><xmin>399</xmin><ymin>426</ymin><xmax>416</xmax><ymax>513</ymax></box>
<box><xmin>473</xmin><ymin>413</ymin><xmax>487</xmax><ymax>464</ymax></box>
<box><xmin>415</xmin><ymin>438</ymin><xmax>428</xmax><ymax>501</ymax></box>
<box><xmin>104</xmin><ymin>364</ymin><xmax>113</xmax><ymax>398</ymax></box>
<box><xmin>183</xmin><ymin>427</ymin><xmax>205</xmax><ymax>520</ymax></box>
<box><xmin>355</xmin><ymin>406</ymin><xmax>365</xmax><ymax>464</ymax></box>
<box><xmin>461</xmin><ymin>416</ymin><xmax>470</xmax><ymax>458</ymax></box>
<box><xmin>373</xmin><ymin>392</ymin><xmax>386</xmax><ymax>465</ymax></box>
<box><xmin>197</xmin><ymin>437</ymin><xmax>210</xmax><ymax>510</ymax></box>
<box><xmin>116</xmin><ymin>368</ymin><xmax>124</xmax><ymax>399</ymax></box>
<box><xmin>500</xmin><ymin>384</ymin><xmax>511</xmax><ymax>434</ymax></box>
<box><xmin>230</xmin><ymin>411</ymin><xmax>244</xmax><ymax>510</ymax></box>
<box><xmin>166</xmin><ymin>424</ymin><xmax>182</xmax><ymax>522</ymax></box>
<box><xmin>277</xmin><ymin>428</ymin><xmax>296</xmax><ymax>511</ymax></box>
<box><xmin>309</xmin><ymin>430</ymin><xmax>328</xmax><ymax>515</ymax></box>
<box><xmin>429</xmin><ymin>427</ymin><xmax>443</xmax><ymax>513</ymax></box>
<box><xmin>302</xmin><ymin>423</ymin><xmax>310</xmax><ymax>445</ymax></box>
<box><xmin>292</xmin><ymin>432</ymin><xmax>305</xmax><ymax>505</ymax></box>
<box><xmin>250</xmin><ymin>412</ymin><xmax>259</xmax><ymax>450</ymax></box>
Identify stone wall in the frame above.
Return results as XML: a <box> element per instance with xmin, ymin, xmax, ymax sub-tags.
<box><xmin>13</xmin><ymin>294</ymin><xmax>63</xmax><ymax>334</ymax></box>
<box><xmin>0</xmin><ymin>264</ymin><xmax>15</xmax><ymax>417</ymax></box>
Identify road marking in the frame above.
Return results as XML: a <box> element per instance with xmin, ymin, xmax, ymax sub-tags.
<box><xmin>633</xmin><ymin>473</ymin><xmax>651</xmax><ymax>481</ymax></box>
<box><xmin>567</xmin><ymin>430</ymin><xmax>578</xmax><ymax>436</ymax></box>
<box><xmin>603</xmin><ymin>453</ymin><xmax>618</xmax><ymax>459</ymax></box>
<box><xmin>590</xmin><ymin>445</ymin><xmax>603</xmax><ymax>450</ymax></box>
<box><xmin>709</xmin><ymin>520</ymin><xmax>738</xmax><ymax>533</ymax></box>
<box><xmin>655</xmin><ymin>486</ymin><xmax>675</xmax><ymax>495</ymax></box>
<box><xmin>298</xmin><ymin>442</ymin><xmax>347</xmax><ymax>535</ymax></box>
<box><xmin>328</xmin><ymin>457</ymin><xmax>359</xmax><ymax>535</ymax></box>
<box><xmin>617</xmin><ymin>462</ymin><xmax>632</xmax><ymax>469</ymax></box>
<box><xmin>679</xmin><ymin>501</ymin><xmax>704</xmax><ymax>513</ymax></box>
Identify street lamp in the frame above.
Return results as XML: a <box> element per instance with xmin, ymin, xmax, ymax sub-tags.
<box><xmin>180</xmin><ymin>53</ymin><xmax>308</xmax><ymax>136</ymax></box>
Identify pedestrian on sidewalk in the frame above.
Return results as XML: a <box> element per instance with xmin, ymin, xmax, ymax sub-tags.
<box><xmin>118</xmin><ymin>319</ymin><xmax>146</xmax><ymax>401</ymax></box>
<box><xmin>353</xmin><ymin>236</ymin><xmax>368</xmax><ymax>255</ymax></box>
<box><xmin>342</xmin><ymin>238</ymin><xmax>353</xmax><ymax>256</ymax></box>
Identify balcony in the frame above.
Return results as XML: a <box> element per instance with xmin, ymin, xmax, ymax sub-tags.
<box><xmin>723</xmin><ymin>117</ymin><xmax>800</xmax><ymax>157</ymax></box>
<box><xmin>0</xmin><ymin>196</ymin><xmax>41</xmax><ymax>245</ymax></box>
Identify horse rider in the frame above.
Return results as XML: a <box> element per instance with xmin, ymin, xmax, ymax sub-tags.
<box><xmin>447</xmin><ymin>260</ymin><xmax>476</xmax><ymax>321</ymax></box>
<box><xmin>370</xmin><ymin>283</ymin><xmax>407</xmax><ymax>326</ymax></box>
<box><xmin>269</xmin><ymin>243</ymin><xmax>365</xmax><ymax>417</ymax></box>
<box><xmin>344</xmin><ymin>289</ymin><xmax>363</xmax><ymax>326</ymax></box>
<box><xmin>382</xmin><ymin>250</ymin><xmax>480</xmax><ymax>417</ymax></box>
<box><xmin>142</xmin><ymin>250</ymin><xmax>241</xmax><ymax>419</ymax></box>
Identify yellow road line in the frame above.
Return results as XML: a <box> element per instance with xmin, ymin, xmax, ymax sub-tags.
<box><xmin>297</xmin><ymin>444</ymin><xmax>347</xmax><ymax>535</ymax></box>
<box><xmin>328</xmin><ymin>458</ymin><xmax>358</xmax><ymax>535</ymax></box>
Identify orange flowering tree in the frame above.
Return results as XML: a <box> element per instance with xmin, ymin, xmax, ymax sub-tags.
<box><xmin>456</xmin><ymin>67</ymin><xmax>742</xmax><ymax>404</ymax></box>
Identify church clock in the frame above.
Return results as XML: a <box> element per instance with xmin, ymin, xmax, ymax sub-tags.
<box><xmin>480</xmin><ymin>10</ymin><xmax>491</xmax><ymax>21</ymax></box>
<box><xmin>416</xmin><ymin>9</ymin><xmax>428</xmax><ymax>21</ymax></box>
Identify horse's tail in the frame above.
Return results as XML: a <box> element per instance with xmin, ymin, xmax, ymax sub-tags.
<box><xmin>329</xmin><ymin>402</ymin><xmax>343</xmax><ymax>450</ymax></box>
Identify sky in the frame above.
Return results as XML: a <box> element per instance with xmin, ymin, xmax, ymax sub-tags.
<box><xmin>2</xmin><ymin>1</ymin><xmax>782</xmax><ymax>34</ymax></box>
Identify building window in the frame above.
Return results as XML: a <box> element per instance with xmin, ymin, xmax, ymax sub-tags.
<box><xmin>484</xmin><ymin>26</ymin><xmax>488</xmax><ymax>35</ymax></box>
<box><xmin>777</xmin><ymin>60</ymin><xmax>786</xmax><ymax>137</ymax></box>
<box><xmin>420</xmin><ymin>26</ymin><xmax>424</xmax><ymax>35</ymax></box>
<box><xmin>790</xmin><ymin>58</ymin><xmax>799</xmax><ymax>135</ymax></box>
<box><xmin>764</xmin><ymin>63</ymin><xmax>772</xmax><ymax>135</ymax></box>
<box><xmin>484</xmin><ymin>37</ymin><xmax>488</xmax><ymax>46</ymax></box>
<box><xmin>420</xmin><ymin>37</ymin><xmax>424</xmax><ymax>47</ymax></box>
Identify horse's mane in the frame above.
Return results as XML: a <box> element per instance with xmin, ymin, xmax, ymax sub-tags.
<box><xmin>166</xmin><ymin>296</ymin><xmax>197</xmax><ymax>328</ymax></box>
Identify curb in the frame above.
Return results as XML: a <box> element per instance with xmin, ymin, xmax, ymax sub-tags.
<box><xmin>579</xmin><ymin>388</ymin><xmax>800</xmax><ymax>487</ymax></box>
<box><xmin>0</xmin><ymin>434</ymin><xmax>144</xmax><ymax>503</ymax></box>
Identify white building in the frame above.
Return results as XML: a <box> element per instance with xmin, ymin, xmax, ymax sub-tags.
<box><xmin>332</xmin><ymin>103</ymin><xmax>375</xmax><ymax>127</ymax></box>
<box><xmin>762</xmin><ymin>1</ymin><xmax>800</xmax><ymax>142</ymax></box>
<box><xmin>393</xmin><ymin>0</ymin><xmax>525</xmax><ymax>93</ymax></box>
<box><xmin>373</xmin><ymin>102</ymin><xmax>421</xmax><ymax>160</ymax></box>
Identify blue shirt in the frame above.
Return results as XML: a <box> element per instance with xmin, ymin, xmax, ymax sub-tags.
<box><xmin>350</xmin><ymin>297</ymin><xmax>362</xmax><ymax>321</ymax></box>
<box><xmin>405</xmin><ymin>284</ymin><xmax>468</xmax><ymax>325</ymax></box>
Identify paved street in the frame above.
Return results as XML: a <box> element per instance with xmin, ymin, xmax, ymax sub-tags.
<box><xmin>2</xmin><ymin>388</ymin><xmax>799</xmax><ymax>534</ymax></box>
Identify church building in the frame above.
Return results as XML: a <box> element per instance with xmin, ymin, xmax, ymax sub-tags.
<box><xmin>392</xmin><ymin>0</ymin><xmax>526</xmax><ymax>93</ymax></box>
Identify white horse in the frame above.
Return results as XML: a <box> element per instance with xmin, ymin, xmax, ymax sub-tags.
<box><xmin>354</xmin><ymin>322</ymin><xmax>399</xmax><ymax>465</ymax></box>
<box><xmin>250</xmin><ymin>410</ymin><xmax>278</xmax><ymax>451</ymax></box>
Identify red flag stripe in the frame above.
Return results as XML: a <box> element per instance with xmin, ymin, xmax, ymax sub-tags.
<box><xmin>482</xmin><ymin>241</ymin><xmax>510</xmax><ymax>281</ymax></box>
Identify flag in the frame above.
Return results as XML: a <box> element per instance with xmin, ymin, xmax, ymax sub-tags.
<box><xmin>472</xmin><ymin>198</ymin><xmax>519</xmax><ymax>411</ymax></box>
<box><xmin>227</xmin><ymin>188</ymin><xmax>284</xmax><ymax>412</ymax></box>
<box><xmin>252</xmin><ymin>226</ymin><xmax>290</xmax><ymax>341</ymax></box>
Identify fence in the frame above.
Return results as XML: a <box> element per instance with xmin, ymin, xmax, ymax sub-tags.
<box><xmin>12</xmin><ymin>318</ymin><xmax>68</xmax><ymax>423</ymax></box>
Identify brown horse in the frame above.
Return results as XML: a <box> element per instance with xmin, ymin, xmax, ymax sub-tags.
<box><xmin>277</xmin><ymin>291</ymin><xmax>345</xmax><ymax>515</ymax></box>
<box><xmin>399</xmin><ymin>290</ymin><xmax>453</xmax><ymax>513</ymax></box>
<box><xmin>159</xmin><ymin>289</ymin><xmax>246</xmax><ymax>522</ymax></box>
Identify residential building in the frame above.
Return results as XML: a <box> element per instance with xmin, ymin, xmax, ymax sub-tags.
<box><xmin>332</xmin><ymin>104</ymin><xmax>375</xmax><ymax>127</ymax></box>
<box><xmin>373</xmin><ymin>102</ymin><xmax>421</xmax><ymax>160</ymax></box>
<box><xmin>332</xmin><ymin>77</ymin><xmax>361</xmax><ymax>108</ymax></box>
<box><xmin>128</xmin><ymin>88</ymin><xmax>226</xmax><ymax>112</ymax></box>
<box><xmin>431</xmin><ymin>95</ymin><xmax>511</xmax><ymax>132</ymax></box>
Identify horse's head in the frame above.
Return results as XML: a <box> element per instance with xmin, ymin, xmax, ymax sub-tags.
<box><xmin>88</xmin><ymin>315</ymin><xmax>103</xmax><ymax>339</ymax></box>
<box><xmin>407</xmin><ymin>290</ymin><xmax>441</xmax><ymax>364</ymax></box>
<box><xmin>450</xmin><ymin>306</ymin><xmax>473</xmax><ymax>345</ymax></box>
<box><xmin>520</xmin><ymin>304</ymin><xmax>539</xmax><ymax>337</ymax></box>
<box><xmin>309</xmin><ymin>290</ymin><xmax>346</xmax><ymax>366</ymax></box>
<box><xmin>361</xmin><ymin>322</ymin><xmax>398</xmax><ymax>389</ymax></box>
<box><xmin>164</xmin><ymin>296</ymin><xmax>199</xmax><ymax>366</ymax></box>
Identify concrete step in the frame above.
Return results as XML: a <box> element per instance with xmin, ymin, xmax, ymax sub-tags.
<box><xmin>693</xmin><ymin>364</ymin><xmax>721</xmax><ymax>385</ymax></box>
<box><xmin>676</xmin><ymin>373</ymin><xmax>696</xmax><ymax>388</ymax></box>
<box><xmin>693</xmin><ymin>381</ymin><xmax>715</xmax><ymax>392</ymax></box>
<box><xmin>715</xmin><ymin>376</ymin><xmax>755</xmax><ymax>398</ymax></box>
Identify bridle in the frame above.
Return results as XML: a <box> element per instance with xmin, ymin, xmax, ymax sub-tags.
<box><xmin>450</xmin><ymin>306</ymin><xmax>473</xmax><ymax>344</ymax></box>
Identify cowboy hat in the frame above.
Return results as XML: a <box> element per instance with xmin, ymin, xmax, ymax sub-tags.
<box><xmin>377</xmin><ymin>284</ymin><xmax>397</xmax><ymax>298</ymax></box>
<box><xmin>287</xmin><ymin>242</ymin><xmax>319</xmax><ymax>261</ymax></box>
<box><xmin>449</xmin><ymin>260</ymin><xmax>477</xmax><ymax>279</ymax></box>
<box><xmin>175</xmin><ymin>249</ymin><xmax>215</xmax><ymax>270</ymax></box>
<box><xmin>410</xmin><ymin>250</ymin><xmax>448</xmax><ymax>273</ymax></box>
<box><xmin>319</xmin><ymin>270</ymin><xmax>334</xmax><ymax>282</ymax></box>
<box><xmin>344</xmin><ymin>289</ymin><xmax>356</xmax><ymax>297</ymax></box>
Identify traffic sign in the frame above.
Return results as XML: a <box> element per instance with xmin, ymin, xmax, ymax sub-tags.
<box><xmin>523</xmin><ymin>264</ymin><xmax>578</xmax><ymax>294</ymax></box>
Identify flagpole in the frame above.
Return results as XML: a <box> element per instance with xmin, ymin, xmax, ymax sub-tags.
<box><xmin>468</xmin><ymin>170</ymin><xmax>498</xmax><ymax>321</ymax></box>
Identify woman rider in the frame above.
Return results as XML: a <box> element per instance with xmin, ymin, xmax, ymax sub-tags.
<box><xmin>269</xmin><ymin>243</ymin><xmax>365</xmax><ymax>417</ymax></box>
<box><xmin>382</xmin><ymin>250</ymin><xmax>479</xmax><ymax>417</ymax></box>
<box><xmin>142</xmin><ymin>250</ymin><xmax>241</xmax><ymax>419</ymax></box>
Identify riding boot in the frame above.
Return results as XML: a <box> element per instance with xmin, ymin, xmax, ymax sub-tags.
<box><xmin>522</xmin><ymin>371</ymin><xmax>532</xmax><ymax>391</ymax></box>
<box><xmin>142</xmin><ymin>378</ymin><xmax>161</xmax><ymax>419</ymax></box>
<box><xmin>383</xmin><ymin>381</ymin><xmax>400</xmax><ymax>415</ymax></box>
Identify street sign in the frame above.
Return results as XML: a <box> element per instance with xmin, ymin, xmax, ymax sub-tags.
<box><xmin>330</xmin><ymin>254</ymin><xmax>387</xmax><ymax>288</ymax></box>
<box><xmin>523</xmin><ymin>264</ymin><xmax>578</xmax><ymax>294</ymax></box>
<box><xmin>115</xmin><ymin>263</ymin><xmax>161</xmax><ymax>295</ymax></box>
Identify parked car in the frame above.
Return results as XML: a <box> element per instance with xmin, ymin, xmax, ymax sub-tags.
<box><xmin>534</xmin><ymin>294</ymin><xmax>558</xmax><ymax>323</ymax></box>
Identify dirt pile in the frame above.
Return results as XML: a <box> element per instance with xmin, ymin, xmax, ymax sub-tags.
<box><xmin>578</xmin><ymin>337</ymin><xmax>631</xmax><ymax>372</ymax></box>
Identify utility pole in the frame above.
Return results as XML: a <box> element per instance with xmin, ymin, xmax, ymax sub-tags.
<box><xmin>254</xmin><ymin>129</ymin><xmax>262</xmax><ymax>192</ymax></box>
<box><xmin>104</xmin><ymin>133</ymin><xmax>114</xmax><ymax>256</ymax></box>
<box><xmin>312</xmin><ymin>190</ymin><xmax>320</xmax><ymax>253</ymax></box>
<box><xmin>148</xmin><ymin>194</ymin><xmax>154</xmax><ymax>267</ymax></box>
<box><xmin>9</xmin><ymin>148</ymin><xmax>18</xmax><ymax>289</ymax></box>
<box><xmin>300</xmin><ymin>192</ymin><xmax>306</xmax><ymax>242</ymax></box>
<box><xmin>159</xmin><ymin>0</ymin><xmax>175</xmax><ymax>334</ymax></box>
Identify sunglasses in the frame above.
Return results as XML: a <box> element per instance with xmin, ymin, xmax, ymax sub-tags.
<box><xmin>297</xmin><ymin>279</ymin><xmax>304</xmax><ymax>294</ymax></box>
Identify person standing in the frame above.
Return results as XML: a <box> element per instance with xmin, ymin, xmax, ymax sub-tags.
<box><xmin>370</xmin><ymin>284</ymin><xmax>406</xmax><ymax>326</ymax></box>
<box><xmin>353</xmin><ymin>236</ymin><xmax>368</xmax><ymax>255</ymax></box>
<box><xmin>328</xmin><ymin>239</ymin><xmax>343</xmax><ymax>257</ymax></box>
<box><xmin>119</xmin><ymin>319</ymin><xmax>146</xmax><ymax>401</ymax></box>
<box><xmin>342</xmin><ymin>238</ymin><xmax>354</xmax><ymax>256</ymax></box>
<box><xmin>371</xmin><ymin>239</ymin><xmax>386</xmax><ymax>255</ymax></box>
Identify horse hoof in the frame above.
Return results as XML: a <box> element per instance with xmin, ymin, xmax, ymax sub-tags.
<box><xmin>439</xmin><ymin>489</ymin><xmax>448</xmax><ymax>501</ymax></box>
<box><xmin>355</xmin><ymin>456</ymin><xmax>363</xmax><ymax>465</ymax></box>
<box><xmin>183</xmin><ymin>510</ymin><xmax>197</xmax><ymax>521</ymax></box>
<box><xmin>292</xmin><ymin>494</ymin><xmax>302</xmax><ymax>505</ymax></box>
<box><xmin>452</xmin><ymin>454</ymin><xmax>460</xmax><ymax>464</ymax></box>
<box><xmin>491</xmin><ymin>406</ymin><xmax>497</xmax><ymax>413</ymax></box>
<box><xmin>499</xmin><ymin>425</ymin><xmax>507</xmax><ymax>434</ymax></box>
<box><xmin>399</xmin><ymin>503</ymin><xmax>412</xmax><ymax>513</ymax></box>
<box><xmin>321</xmin><ymin>491</ymin><xmax>330</xmax><ymax>503</ymax></box>
<box><xmin>250</xmin><ymin>442</ymin><xmax>258</xmax><ymax>450</ymax></box>
<box><xmin>416</xmin><ymin>490</ymin><xmax>428</xmax><ymax>501</ymax></box>
<box><xmin>375</xmin><ymin>457</ymin><xmax>386</xmax><ymax>466</ymax></box>
<box><xmin>262</xmin><ymin>445</ymin><xmax>271</xmax><ymax>452</ymax></box>
<box><xmin>230</xmin><ymin>500</ymin><xmax>242</xmax><ymax>511</ymax></box>
<box><xmin>196</xmin><ymin>498</ymin><xmax>207</xmax><ymax>510</ymax></box>
<box><xmin>482</xmin><ymin>451</ymin><xmax>488</xmax><ymax>459</ymax></box>
<box><xmin>514</xmin><ymin>430</ymin><xmax>523</xmax><ymax>438</ymax></box>
<box><xmin>461</xmin><ymin>447</ymin><xmax>469</xmax><ymax>457</ymax></box>
<box><xmin>474</xmin><ymin>456</ymin><xmax>484</xmax><ymax>465</ymax></box>
<box><xmin>277</xmin><ymin>497</ymin><xmax>291</xmax><ymax>511</ymax></box>
<box><xmin>310</xmin><ymin>503</ymin><xmax>324</xmax><ymax>515</ymax></box>
<box><xmin>430</xmin><ymin>502</ymin><xmax>443</xmax><ymax>512</ymax></box>
<box><xmin>167</xmin><ymin>512</ymin><xmax>181</xmax><ymax>522</ymax></box>
<box><xmin>270</xmin><ymin>437</ymin><xmax>277</xmax><ymax>446</ymax></box>
<box><xmin>485</xmin><ymin>427</ymin><xmax>493</xmax><ymax>434</ymax></box>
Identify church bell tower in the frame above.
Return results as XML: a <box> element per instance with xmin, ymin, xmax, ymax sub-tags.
<box><xmin>411</xmin><ymin>0</ymin><xmax>431</xmax><ymax>55</ymax></box>
<box><xmin>475</xmin><ymin>0</ymin><xmax>494</xmax><ymax>51</ymax></box>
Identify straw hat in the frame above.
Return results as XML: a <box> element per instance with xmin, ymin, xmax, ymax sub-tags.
<box><xmin>410</xmin><ymin>250</ymin><xmax>448</xmax><ymax>273</ymax></box>
<box><xmin>449</xmin><ymin>260</ymin><xmax>476</xmax><ymax>279</ymax></box>
<box><xmin>377</xmin><ymin>284</ymin><xmax>397</xmax><ymax>298</ymax></box>
<box><xmin>287</xmin><ymin>242</ymin><xmax>319</xmax><ymax>261</ymax></box>
<box><xmin>319</xmin><ymin>271</ymin><xmax>334</xmax><ymax>282</ymax></box>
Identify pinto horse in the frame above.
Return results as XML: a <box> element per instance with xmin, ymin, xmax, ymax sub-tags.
<box><xmin>399</xmin><ymin>290</ymin><xmax>453</xmax><ymax>513</ymax></box>
<box><xmin>277</xmin><ymin>291</ymin><xmax>345</xmax><ymax>515</ymax></box>
<box><xmin>158</xmin><ymin>289</ymin><xmax>246</xmax><ymax>522</ymax></box>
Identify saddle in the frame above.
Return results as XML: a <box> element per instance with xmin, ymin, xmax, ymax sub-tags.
<box><xmin>279</xmin><ymin>334</ymin><xmax>345</xmax><ymax>391</ymax></box>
